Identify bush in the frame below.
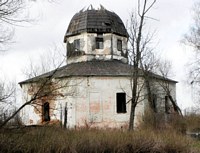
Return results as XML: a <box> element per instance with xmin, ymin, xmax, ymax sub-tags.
<box><xmin>141</xmin><ymin>109</ymin><xmax>187</xmax><ymax>134</ymax></box>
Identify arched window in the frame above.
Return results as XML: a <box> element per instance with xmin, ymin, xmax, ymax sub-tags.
<box><xmin>43</xmin><ymin>102</ymin><xmax>50</xmax><ymax>122</ymax></box>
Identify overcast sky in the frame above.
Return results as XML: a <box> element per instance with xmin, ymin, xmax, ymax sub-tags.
<box><xmin>0</xmin><ymin>0</ymin><xmax>197</xmax><ymax>109</ymax></box>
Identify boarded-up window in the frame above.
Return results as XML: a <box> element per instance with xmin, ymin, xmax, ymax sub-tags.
<box><xmin>116</xmin><ymin>93</ymin><xmax>126</xmax><ymax>113</ymax></box>
<box><xmin>43</xmin><ymin>102</ymin><xmax>50</xmax><ymax>122</ymax></box>
<box><xmin>117</xmin><ymin>39</ymin><xmax>122</xmax><ymax>51</ymax></box>
<box><xmin>89</xmin><ymin>92</ymin><xmax>102</xmax><ymax>122</ymax></box>
<box><xmin>96</xmin><ymin>34</ymin><xmax>104</xmax><ymax>49</ymax></box>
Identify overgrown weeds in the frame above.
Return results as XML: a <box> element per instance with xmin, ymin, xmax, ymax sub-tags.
<box><xmin>0</xmin><ymin>126</ymin><xmax>199</xmax><ymax>153</ymax></box>
<box><xmin>185</xmin><ymin>113</ymin><xmax>200</xmax><ymax>132</ymax></box>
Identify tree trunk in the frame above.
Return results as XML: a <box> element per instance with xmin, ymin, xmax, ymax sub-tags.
<box><xmin>128</xmin><ymin>0</ymin><xmax>156</xmax><ymax>130</ymax></box>
<box><xmin>0</xmin><ymin>94</ymin><xmax>37</xmax><ymax>128</ymax></box>
<box><xmin>0</xmin><ymin>102</ymin><xmax>30</xmax><ymax>128</ymax></box>
<box><xmin>129</xmin><ymin>70</ymin><xmax>138</xmax><ymax>130</ymax></box>
<box><xmin>129</xmin><ymin>100</ymin><xmax>136</xmax><ymax>130</ymax></box>
<box><xmin>168</xmin><ymin>95</ymin><xmax>183</xmax><ymax>116</ymax></box>
<box><xmin>144</xmin><ymin>75</ymin><xmax>153</xmax><ymax>110</ymax></box>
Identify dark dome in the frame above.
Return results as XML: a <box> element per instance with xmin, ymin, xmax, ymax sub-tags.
<box><xmin>64</xmin><ymin>6</ymin><xmax>128</xmax><ymax>42</ymax></box>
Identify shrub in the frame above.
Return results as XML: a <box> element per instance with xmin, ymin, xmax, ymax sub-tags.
<box><xmin>141</xmin><ymin>109</ymin><xmax>187</xmax><ymax>134</ymax></box>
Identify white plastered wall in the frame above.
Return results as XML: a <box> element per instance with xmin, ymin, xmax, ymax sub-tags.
<box><xmin>66</xmin><ymin>33</ymin><xmax>128</xmax><ymax>64</ymax></box>
<box><xmin>59</xmin><ymin>76</ymin><xmax>146</xmax><ymax>128</ymax></box>
<box><xmin>20</xmin><ymin>76</ymin><xmax>177</xmax><ymax>129</ymax></box>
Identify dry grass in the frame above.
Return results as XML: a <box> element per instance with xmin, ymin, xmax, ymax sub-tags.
<box><xmin>0</xmin><ymin>126</ymin><xmax>199</xmax><ymax>153</ymax></box>
<box><xmin>185</xmin><ymin>114</ymin><xmax>200</xmax><ymax>132</ymax></box>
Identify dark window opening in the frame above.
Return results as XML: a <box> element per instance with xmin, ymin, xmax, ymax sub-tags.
<box><xmin>96</xmin><ymin>34</ymin><xmax>104</xmax><ymax>49</ymax></box>
<box><xmin>165</xmin><ymin>96</ymin><xmax>170</xmax><ymax>114</ymax></box>
<box><xmin>116</xmin><ymin>93</ymin><xmax>126</xmax><ymax>113</ymax></box>
<box><xmin>117</xmin><ymin>39</ymin><xmax>122</xmax><ymax>51</ymax></box>
<box><xmin>104</xmin><ymin>21</ymin><xmax>111</xmax><ymax>26</ymax></box>
<box><xmin>74</xmin><ymin>39</ymin><xmax>80</xmax><ymax>51</ymax></box>
<box><xmin>152</xmin><ymin>94</ymin><xmax>157</xmax><ymax>112</ymax></box>
<box><xmin>67</xmin><ymin>42</ymin><xmax>73</xmax><ymax>57</ymax></box>
<box><xmin>43</xmin><ymin>102</ymin><xmax>50</xmax><ymax>122</ymax></box>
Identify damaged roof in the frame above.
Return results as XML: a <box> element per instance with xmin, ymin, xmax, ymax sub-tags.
<box><xmin>19</xmin><ymin>60</ymin><xmax>177</xmax><ymax>85</ymax></box>
<box><xmin>64</xmin><ymin>6</ymin><xmax>128</xmax><ymax>42</ymax></box>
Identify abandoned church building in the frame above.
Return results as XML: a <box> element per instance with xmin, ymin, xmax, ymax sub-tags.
<box><xmin>19</xmin><ymin>6</ymin><xmax>178</xmax><ymax>128</ymax></box>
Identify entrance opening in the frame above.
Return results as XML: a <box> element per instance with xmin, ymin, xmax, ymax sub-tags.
<box><xmin>43</xmin><ymin>102</ymin><xmax>50</xmax><ymax>122</ymax></box>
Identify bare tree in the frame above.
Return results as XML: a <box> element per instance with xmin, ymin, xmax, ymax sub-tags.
<box><xmin>0</xmin><ymin>0</ymin><xmax>61</xmax><ymax>51</ymax></box>
<box><xmin>0</xmin><ymin>81</ymin><xmax>15</xmax><ymax>103</ymax></box>
<box><xmin>0</xmin><ymin>46</ymin><xmax>67</xmax><ymax>127</ymax></box>
<box><xmin>0</xmin><ymin>71</ymin><xmax>52</xmax><ymax>127</ymax></box>
<box><xmin>141</xmin><ymin>55</ymin><xmax>182</xmax><ymax>129</ymax></box>
<box><xmin>0</xmin><ymin>0</ymin><xmax>28</xmax><ymax>50</ymax></box>
<box><xmin>183</xmin><ymin>1</ymin><xmax>200</xmax><ymax>97</ymax></box>
<box><xmin>156</xmin><ymin>60</ymin><xmax>182</xmax><ymax>115</ymax></box>
<box><xmin>127</xmin><ymin>0</ymin><xmax>156</xmax><ymax>130</ymax></box>
<box><xmin>0</xmin><ymin>63</ymin><xmax>76</xmax><ymax>128</ymax></box>
<box><xmin>0</xmin><ymin>0</ymin><xmax>27</xmax><ymax>125</ymax></box>
<box><xmin>0</xmin><ymin>1</ymin><xmax>61</xmax><ymax>127</ymax></box>
<box><xmin>22</xmin><ymin>45</ymin><xmax>65</xmax><ymax>78</ymax></box>
<box><xmin>0</xmin><ymin>78</ymin><xmax>20</xmax><ymax>125</ymax></box>
<box><xmin>0</xmin><ymin>0</ymin><xmax>55</xmax><ymax>50</ymax></box>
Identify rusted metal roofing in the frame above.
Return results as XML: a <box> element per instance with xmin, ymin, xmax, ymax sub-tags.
<box><xmin>19</xmin><ymin>60</ymin><xmax>177</xmax><ymax>84</ymax></box>
<box><xmin>64</xmin><ymin>7</ymin><xmax>128</xmax><ymax>42</ymax></box>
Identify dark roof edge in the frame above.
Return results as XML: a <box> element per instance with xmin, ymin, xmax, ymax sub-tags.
<box><xmin>19</xmin><ymin>61</ymin><xmax>178</xmax><ymax>85</ymax></box>
<box><xmin>56</xmin><ymin>74</ymin><xmax>178</xmax><ymax>83</ymax></box>
<box><xmin>18</xmin><ymin>65</ymin><xmax>66</xmax><ymax>85</ymax></box>
<box><xmin>19</xmin><ymin>73</ymin><xmax>177</xmax><ymax>85</ymax></box>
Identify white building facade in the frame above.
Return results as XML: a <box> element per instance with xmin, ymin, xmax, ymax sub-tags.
<box><xmin>20</xmin><ymin>7</ymin><xmax>177</xmax><ymax>128</ymax></box>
